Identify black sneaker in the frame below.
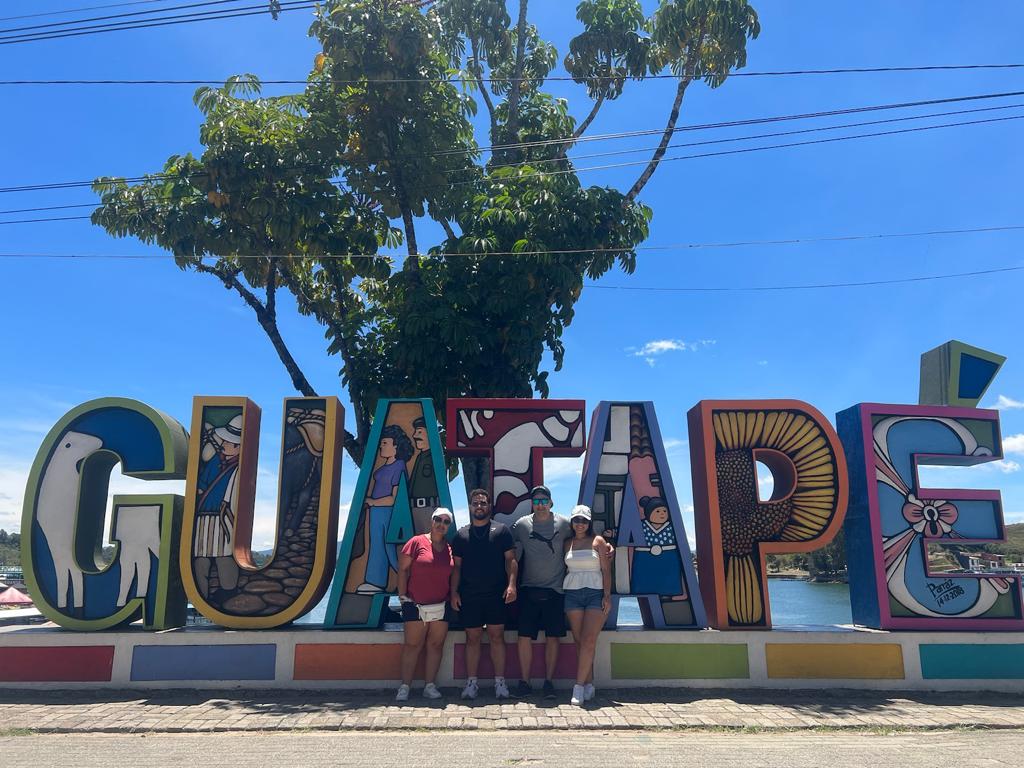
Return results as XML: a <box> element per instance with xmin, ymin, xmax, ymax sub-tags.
<box><xmin>515</xmin><ymin>680</ymin><xmax>533</xmax><ymax>697</ymax></box>
<box><xmin>542</xmin><ymin>680</ymin><xmax>556</xmax><ymax>700</ymax></box>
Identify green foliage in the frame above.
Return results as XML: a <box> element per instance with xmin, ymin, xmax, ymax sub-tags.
<box><xmin>0</xmin><ymin>530</ymin><xmax>20</xmax><ymax>567</ymax></box>
<box><xmin>91</xmin><ymin>0</ymin><xmax>760</xmax><ymax>463</ymax></box>
<box><xmin>649</xmin><ymin>0</ymin><xmax>760</xmax><ymax>84</ymax></box>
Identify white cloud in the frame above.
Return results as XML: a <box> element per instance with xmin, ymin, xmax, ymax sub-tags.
<box><xmin>1004</xmin><ymin>434</ymin><xmax>1024</xmax><ymax>455</ymax></box>
<box><xmin>0</xmin><ymin>461</ymin><xmax>30</xmax><ymax>533</ymax></box>
<box><xmin>663</xmin><ymin>437</ymin><xmax>688</xmax><ymax>452</ymax></box>
<box><xmin>757</xmin><ymin>360</ymin><xmax>768</xmax><ymax>366</ymax></box>
<box><xmin>987</xmin><ymin>395</ymin><xmax>1024</xmax><ymax>410</ymax></box>
<box><xmin>995</xmin><ymin>459</ymin><xmax>1022</xmax><ymax>474</ymax></box>
<box><xmin>627</xmin><ymin>338</ymin><xmax>716</xmax><ymax>367</ymax></box>
<box><xmin>543</xmin><ymin>456</ymin><xmax>585</xmax><ymax>483</ymax></box>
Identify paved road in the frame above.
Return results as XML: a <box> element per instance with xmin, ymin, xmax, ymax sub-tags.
<box><xmin>3</xmin><ymin>730</ymin><xmax>1024</xmax><ymax>767</ymax></box>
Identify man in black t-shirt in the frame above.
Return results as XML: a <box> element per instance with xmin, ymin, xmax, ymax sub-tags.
<box><xmin>451</xmin><ymin>487</ymin><xmax>518</xmax><ymax>700</ymax></box>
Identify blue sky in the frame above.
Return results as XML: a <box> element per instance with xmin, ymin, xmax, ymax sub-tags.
<box><xmin>2</xmin><ymin>0</ymin><xmax>1024</xmax><ymax>554</ymax></box>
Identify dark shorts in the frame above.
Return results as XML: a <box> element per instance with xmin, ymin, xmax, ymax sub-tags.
<box><xmin>401</xmin><ymin>601</ymin><xmax>455</xmax><ymax>623</ymax></box>
<box><xmin>517</xmin><ymin>587</ymin><xmax>567</xmax><ymax>639</ymax></box>
<box><xmin>458</xmin><ymin>594</ymin><xmax>507</xmax><ymax>629</ymax></box>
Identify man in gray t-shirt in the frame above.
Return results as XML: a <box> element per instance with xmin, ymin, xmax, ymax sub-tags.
<box><xmin>510</xmin><ymin>485</ymin><xmax>572</xmax><ymax>698</ymax></box>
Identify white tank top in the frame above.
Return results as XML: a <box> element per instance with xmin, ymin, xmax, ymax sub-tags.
<box><xmin>563</xmin><ymin>545</ymin><xmax>603</xmax><ymax>591</ymax></box>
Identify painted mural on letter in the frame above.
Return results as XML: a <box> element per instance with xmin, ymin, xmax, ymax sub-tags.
<box><xmin>181</xmin><ymin>396</ymin><xmax>343</xmax><ymax>628</ymax></box>
<box><xmin>689</xmin><ymin>401</ymin><xmax>848</xmax><ymax>630</ymax></box>
<box><xmin>578</xmin><ymin>402</ymin><xmax>705</xmax><ymax>629</ymax></box>
<box><xmin>327</xmin><ymin>399</ymin><xmax>452</xmax><ymax>628</ymax></box>
<box><xmin>446</xmin><ymin>398</ymin><xmax>586</xmax><ymax>525</ymax></box>
<box><xmin>22</xmin><ymin>398</ymin><xmax>189</xmax><ymax>631</ymax></box>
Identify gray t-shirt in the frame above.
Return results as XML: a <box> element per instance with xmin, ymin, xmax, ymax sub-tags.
<box><xmin>512</xmin><ymin>513</ymin><xmax>572</xmax><ymax>592</ymax></box>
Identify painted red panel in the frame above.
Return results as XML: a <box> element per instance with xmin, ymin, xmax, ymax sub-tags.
<box><xmin>453</xmin><ymin>641</ymin><xmax>578</xmax><ymax>680</ymax></box>
<box><xmin>0</xmin><ymin>646</ymin><xmax>114</xmax><ymax>681</ymax></box>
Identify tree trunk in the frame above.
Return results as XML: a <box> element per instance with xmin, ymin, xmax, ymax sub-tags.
<box><xmin>625</xmin><ymin>76</ymin><xmax>691</xmax><ymax>202</ymax></box>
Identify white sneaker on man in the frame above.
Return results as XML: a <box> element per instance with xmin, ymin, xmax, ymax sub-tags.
<box><xmin>423</xmin><ymin>683</ymin><xmax>442</xmax><ymax>700</ymax></box>
<box><xmin>395</xmin><ymin>684</ymin><xmax>410</xmax><ymax>702</ymax></box>
<box><xmin>570</xmin><ymin>684</ymin><xmax>585</xmax><ymax>706</ymax></box>
<box><xmin>494</xmin><ymin>677</ymin><xmax>510</xmax><ymax>700</ymax></box>
<box><xmin>583</xmin><ymin>683</ymin><xmax>595</xmax><ymax>701</ymax></box>
<box><xmin>460</xmin><ymin>678</ymin><xmax>479</xmax><ymax>700</ymax></box>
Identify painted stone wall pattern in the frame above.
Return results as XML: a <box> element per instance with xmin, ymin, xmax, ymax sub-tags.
<box><xmin>326</xmin><ymin>399</ymin><xmax>453</xmax><ymax>628</ymax></box>
<box><xmin>689</xmin><ymin>400</ymin><xmax>848</xmax><ymax>630</ymax></box>
<box><xmin>578</xmin><ymin>402</ymin><xmax>706</xmax><ymax>629</ymax></box>
<box><xmin>446</xmin><ymin>398</ymin><xmax>586</xmax><ymax>525</ymax></box>
<box><xmin>838</xmin><ymin>403</ymin><xmax>1023</xmax><ymax>630</ymax></box>
<box><xmin>181</xmin><ymin>396</ymin><xmax>344</xmax><ymax>629</ymax></box>
<box><xmin>21</xmin><ymin>398</ymin><xmax>189</xmax><ymax>630</ymax></box>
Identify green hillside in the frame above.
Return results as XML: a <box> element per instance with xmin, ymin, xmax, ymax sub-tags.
<box><xmin>984</xmin><ymin>522</ymin><xmax>1024</xmax><ymax>562</ymax></box>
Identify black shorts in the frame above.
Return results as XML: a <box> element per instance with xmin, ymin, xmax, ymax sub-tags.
<box><xmin>517</xmin><ymin>587</ymin><xmax>566</xmax><ymax>639</ymax></box>
<box><xmin>401</xmin><ymin>601</ymin><xmax>455</xmax><ymax>623</ymax></box>
<box><xmin>458</xmin><ymin>594</ymin><xmax>507</xmax><ymax>629</ymax></box>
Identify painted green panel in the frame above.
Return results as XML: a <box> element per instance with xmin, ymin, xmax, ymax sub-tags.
<box><xmin>610</xmin><ymin>642</ymin><xmax>749</xmax><ymax>679</ymax></box>
<box><xmin>920</xmin><ymin>644</ymin><xmax>1024</xmax><ymax>679</ymax></box>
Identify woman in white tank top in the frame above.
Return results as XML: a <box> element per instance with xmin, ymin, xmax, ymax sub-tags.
<box><xmin>563</xmin><ymin>504</ymin><xmax>612</xmax><ymax>706</ymax></box>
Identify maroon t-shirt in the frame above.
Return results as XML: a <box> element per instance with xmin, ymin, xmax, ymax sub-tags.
<box><xmin>402</xmin><ymin>534</ymin><xmax>454</xmax><ymax>604</ymax></box>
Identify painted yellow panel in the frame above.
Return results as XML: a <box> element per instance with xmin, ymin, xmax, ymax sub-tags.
<box><xmin>766</xmin><ymin>643</ymin><xmax>904</xmax><ymax>679</ymax></box>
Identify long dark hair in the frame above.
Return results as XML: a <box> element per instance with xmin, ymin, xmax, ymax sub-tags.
<box><xmin>381</xmin><ymin>424</ymin><xmax>414</xmax><ymax>462</ymax></box>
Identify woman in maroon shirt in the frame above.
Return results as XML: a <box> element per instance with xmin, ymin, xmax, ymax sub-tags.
<box><xmin>395</xmin><ymin>508</ymin><xmax>455</xmax><ymax>701</ymax></box>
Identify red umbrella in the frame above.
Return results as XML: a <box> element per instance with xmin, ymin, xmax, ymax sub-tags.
<box><xmin>0</xmin><ymin>586</ymin><xmax>33</xmax><ymax>606</ymax></box>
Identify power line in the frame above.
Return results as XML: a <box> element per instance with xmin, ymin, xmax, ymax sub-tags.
<box><xmin>4</xmin><ymin>89</ymin><xmax>1024</xmax><ymax>195</ymax></box>
<box><xmin>1</xmin><ymin>111</ymin><xmax>1020</xmax><ymax>218</ymax></box>
<box><xmin>1</xmin><ymin>223</ymin><xmax>1023</xmax><ymax>254</ymax></box>
<box><xmin>4</xmin><ymin>63</ymin><xmax>1024</xmax><ymax>85</ymax></box>
<box><xmin>0</xmin><ymin>1</ymin><xmax>172</xmax><ymax>23</ymax></box>
<box><xmin>0</xmin><ymin>1</ymin><xmax>314</xmax><ymax>44</ymax></box>
<box><xmin>585</xmin><ymin>266</ymin><xmax>1024</xmax><ymax>293</ymax></box>
<box><xmin>0</xmin><ymin>0</ymin><xmax>250</xmax><ymax>34</ymax></box>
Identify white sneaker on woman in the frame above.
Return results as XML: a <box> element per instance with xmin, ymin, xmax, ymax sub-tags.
<box><xmin>583</xmin><ymin>683</ymin><xmax>595</xmax><ymax>701</ymax></box>
<box><xmin>494</xmin><ymin>678</ymin><xmax>510</xmax><ymax>699</ymax></box>
<box><xmin>423</xmin><ymin>683</ymin><xmax>442</xmax><ymax>699</ymax></box>
<box><xmin>395</xmin><ymin>684</ymin><xmax>410</xmax><ymax>702</ymax></box>
<box><xmin>461</xmin><ymin>679</ymin><xmax>479</xmax><ymax>700</ymax></box>
<box><xmin>570</xmin><ymin>684</ymin><xmax>585</xmax><ymax>706</ymax></box>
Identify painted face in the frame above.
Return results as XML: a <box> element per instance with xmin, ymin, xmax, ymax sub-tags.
<box><xmin>221</xmin><ymin>440</ymin><xmax>241</xmax><ymax>458</ymax></box>
<box><xmin>470</xmin><ymin>495</ymin><xmax>491</xmax><ymax>519</ymax></box>
<box><xmin>379</xmin><ymin>437</ymin><xmax>396</xmax><ymax>459</ymax></box>
<box><xmin>413</xmin><ymin>427</ymin><xmax>427</xmax><ymax>450</ymax></box>
<box><xmin>648</xmin><ymin>506</ymin><xmax>669</xmax><ymax>526</ymax></box>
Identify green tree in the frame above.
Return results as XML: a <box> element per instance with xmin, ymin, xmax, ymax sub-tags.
<box><xmin>92</xmin><ymin>0</ymin><xmax>759</xmax><ymax>478</ymax></box>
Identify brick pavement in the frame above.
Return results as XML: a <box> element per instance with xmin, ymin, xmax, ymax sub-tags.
<box><xmin>2</xmin><ymin>688</ymin><xmax>1024</xmax><ymax>733</ymax></box>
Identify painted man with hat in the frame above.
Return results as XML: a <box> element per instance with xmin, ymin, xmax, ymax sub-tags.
<box><xmin>193</xmin><ymin>413</ymin><xmax>243</xmax><ymax>602</ymax></box>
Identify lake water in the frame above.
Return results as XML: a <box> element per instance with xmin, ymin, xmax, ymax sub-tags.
<box><xmin>297</xmin><ymin>579</ymin><xmax>852</xmax><ymax>627</ymax></box>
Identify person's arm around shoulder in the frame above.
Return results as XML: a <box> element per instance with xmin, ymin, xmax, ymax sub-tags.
<box><xmin>397</xmin><ymin>536</ymin><xmax>417</xmax><ymax>603</ymax></box>
<box><xmin>501</xmin><ymin>525</ymin><xmax>518</xmax><ymax>604</ymax></box>
<box><xmin>450</xmin><ymin>530</ymin><xmax>463</xmax><ymax>610</ymax></box>
<box><xmin>592</xmin><ymin>535</ymin><xmax>613</xmax><ymax>614</ymax></box>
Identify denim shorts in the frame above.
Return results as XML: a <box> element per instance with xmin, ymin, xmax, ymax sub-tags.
<box><xmin>564</xmin><ymin>587</ymin><xmax>604</xmax><ymax>612</ymax></box>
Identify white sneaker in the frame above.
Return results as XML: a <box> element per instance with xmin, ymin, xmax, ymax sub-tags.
<box><xmin>570</xmin><ymin>684</ymin><xmax>585</xmax><ymax>706</ymax></box>
<box><xmin>395</xmin><ymin>684</ymin><xmax>410</xmax><ymax>702</ymax></box>
<box><xmin>583</xmin><ymin>683</ymin><xmax>595</xmax><ymax>701</ymax></box>
<box><xmin>494</xmin><ymin>678</ymin><xmax>510</xmax><ymax>699</ymax></box>
<box><xmin>423</xmin><ymin>683</ymin><xmax>442</xmax><ymax>700</ymax></box>
<box><xmin>460</xmin><ymin>679</ymin><xmax>479</xmax><ymax>700</ymax></box>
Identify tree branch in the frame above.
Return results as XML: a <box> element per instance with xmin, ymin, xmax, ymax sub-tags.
<box><xmin>440</xmin><ymin>217</ymin><xmax>457</xmax><ymax>242</ymax></box>
<box><xmin>625</xmin><ymin>75</ymin><xmax>691</xmax><ymax>202</ymax></box>
<box><xmin>501</xmin><ymin>0</ymin><xmax>530</xmax><ymax>161</ymax></box>
<box><xmin>470</xmin><ymin>36</ymin><xmax>499</xmax><ymax>142</ymax></box>
<box><xmin>193</xmin><ymin>260</ymin><xmax>318</xmax><ymax>398</ymax></box>
<box><xmin>572</xmin><ymin>90</ymin><xmax>605</xmax><ymax>141</ymax></box>
<box><xmin>274</xmin><ymin>260</ymin><xmax>367</xmax><ymax>464</ymax></box>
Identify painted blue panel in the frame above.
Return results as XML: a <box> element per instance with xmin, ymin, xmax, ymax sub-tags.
<box><xmin>131</xmin><ymin>644</ymin><xmax>276</xmax><ymax>681</ymax></box>
<box><xmin>920</xmin><ymin>644</ymin><xmax>1024</xmax><ymax>679</ymax></box>
<box><xmin>958</xmin><ymin>355</ymin><xmax>1000</xmax><ymax>400</ymax></box>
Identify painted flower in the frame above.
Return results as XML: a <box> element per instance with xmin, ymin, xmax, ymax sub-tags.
<box><xmin>901</xmin><ymin>493</ymin><xmax>958</xmax><ymax>537</ymax></box>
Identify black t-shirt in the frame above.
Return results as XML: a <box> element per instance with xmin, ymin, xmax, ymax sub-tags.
<box><xmin>452</xmin><ymin>521</ymin><xmax>515</xmax><ymax>599</ymax></box>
